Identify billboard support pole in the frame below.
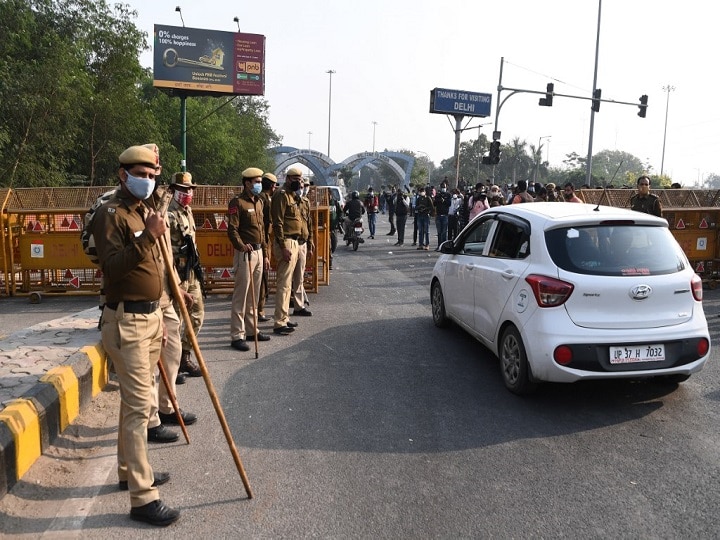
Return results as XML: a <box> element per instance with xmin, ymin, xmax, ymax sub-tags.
<box><xmin>453</xmin><ymin>114</ymin><xmax>463</xmax><ymax>191</ymax></box>
<box><xmin>180</xmin><ymin>92</ymin><xmax>187</xmax><ymax>173</ymax></box>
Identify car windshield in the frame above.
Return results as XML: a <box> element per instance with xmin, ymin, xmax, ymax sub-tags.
<box><xmin>545</xmin><ymin>224</ymin><xmax>686</xmax><ymax>276</ymax></box>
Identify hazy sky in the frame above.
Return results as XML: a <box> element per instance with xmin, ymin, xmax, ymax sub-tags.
<box><xmin>125</xmin><ymin>0</ymin><xmax>719</xmax><ymax>186</ymax></box>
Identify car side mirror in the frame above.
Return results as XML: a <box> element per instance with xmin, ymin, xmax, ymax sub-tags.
<box><xmin>439</xmin><ymin>240</ymin><xmax>456</xmax><ymax>254</ymax></box>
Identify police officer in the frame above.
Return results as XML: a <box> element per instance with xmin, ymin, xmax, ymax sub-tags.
<box><xmin>167</xmin><ymin>172</ymin><xmax>204</xmax><ymax>377</ymax></box>
<box><xmin>630</xmin><ymin>175</ymin><xmax>662</xmax><ymax>217</ymax></box>
<box><xmin>93</xmin><ymin>145</ymin><xmax>180</xmax><ymax>527</ymax></box>
<box><xmin>227</xmin><ymin>168</ymin><xmax>271</xmax><ymax>350</ymax></box>
<box><xmin>271</xmin><ymin>167</ymin><xmax>305</xmax><ymax>334</ymax></box>
<box><xmin>257</xmin><ymin>172</ymin><xmax>277</xmax><ymax>322</ymax></box>
<box><xmin>291</xmin><ymin>178</ymin><xmax>314</xmax><ymax>317</ymax></box>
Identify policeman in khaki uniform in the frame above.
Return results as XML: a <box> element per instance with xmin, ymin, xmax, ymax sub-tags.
<box><xmin>257</xmin><ymin>172</ymin><xmax>278</xmax><ymax>322</ymax></box>
<box><xmin>92</xmin><ymin>145</ymin><xmax>180</xmax><ymax>527</ymax></box>
<box><xmin>271</xmin><ymin>167</ymin><xmax>305</xmax><ymax>334</ymax></box>
<box><xmin>167</xmin><ymin>172</ymin><xmax>204</xmax><ymax>377</ymax></box>
<box><xmin>630</xmin><ymin>174</ymin><xmax>663</xmax><ymax>217</ymax></box>
<box><xmin>227</xmin><ymin>168</ymin><xmax>271</xmax><ymax>350</ymax></box>
<box><xmin>291</xmin><ymin>178</ymin><xmax>314</xmax><ymax>317</ymax></box>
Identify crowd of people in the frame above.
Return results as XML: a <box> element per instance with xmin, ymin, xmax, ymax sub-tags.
<box><xmin>356</xmin><ymin>175</ymin><xmax>661</xmax><ymax>251</ymax></box>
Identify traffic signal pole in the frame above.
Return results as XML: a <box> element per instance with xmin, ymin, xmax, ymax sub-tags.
<box><xmin>585</xmin><ymin>0</ymin><xmax>602</xmax><ymax>187</ymax></box>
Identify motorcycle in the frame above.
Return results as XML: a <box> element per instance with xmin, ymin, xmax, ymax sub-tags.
<box><xmin>344</xmin><ymin>217</ymin><xmax>365</xmax><ymax>251</ymax></box>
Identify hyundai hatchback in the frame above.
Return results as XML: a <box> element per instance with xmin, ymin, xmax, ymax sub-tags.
<box><xmin>430</xmin><ymin>202</ymin><xmax>710</xmax><ymax>395</ymax></box>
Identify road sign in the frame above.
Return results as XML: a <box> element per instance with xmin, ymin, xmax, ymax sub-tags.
<box><xmin>429</xmin><ymin>88</ymin><xmax>492</xmax><ymax>117</ymax></box>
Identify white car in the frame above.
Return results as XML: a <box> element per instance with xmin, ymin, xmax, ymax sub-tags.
<box><xmin>430</xmin><ymin>202</ymin><xmax>710</xmax><ymax>395</ymax></box>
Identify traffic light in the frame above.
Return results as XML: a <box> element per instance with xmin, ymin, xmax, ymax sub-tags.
<box><xmin>489</xmin><ymin>141</ymin><xmax>501</xmax><ymax>164</ymax></box>
<box><xmin>638</xmin><ymin>94</ymin><xmax>648</xmax><ymax>118</ymax></box>
<box><xmin>539</xmin><ymin>83</ymin><xmax>554</xmax><ymax>107</ymax></box>
<box><xmin>592</xmin><ymin>88</ymin><xmax>602</xmax><ymax>112</ymax></box>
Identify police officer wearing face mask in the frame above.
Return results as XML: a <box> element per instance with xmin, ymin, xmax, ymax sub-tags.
<box><xmin>228</xmin><ymin>168</ymin><xmax>272</xmax><ymax>350</ymax></box>
<box><xmin>167</xmin><ymin>172</ymin><xmax>204</xmax><ymax>378</ymax></box>
<box><xmin>256</xmin><ymin>172</ymin><xmax>278</xmax><ymax>322</ymax></box>
<box><xmin>91</xmin><ymin>145</ymin><xmax>180</xmax><ymax>526</ymax></box>
<box><xmin>270</xmin><ymin>167</ymin><xmax>305</xmax><ymax>334</ymax></box>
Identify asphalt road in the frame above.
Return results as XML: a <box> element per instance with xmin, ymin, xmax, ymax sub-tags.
<box><xmin>2</xmin><ymin>217</ymin><xmax>720</xmax><ymax>538</ymax></box>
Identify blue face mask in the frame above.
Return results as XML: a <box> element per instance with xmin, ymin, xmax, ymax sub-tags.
<box><xmin>251</xmin><ymin>183</ymin><xmax>262</xmax><ymax>195</ymax></box>
<box><xmin>125</xmin><ymin>172</ymin><xmax>155</xmax><ymax>200</ymax></box>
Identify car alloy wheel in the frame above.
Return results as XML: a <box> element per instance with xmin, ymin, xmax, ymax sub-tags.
<box><xmin>500</xmin><ymin>326</ymin><xmax>536</xmax><ymax>395</ymax></box>
<box><xmin>431</xmin><ymin>281</ymin><xmax>450</xmax><ymax>328</ymax></box>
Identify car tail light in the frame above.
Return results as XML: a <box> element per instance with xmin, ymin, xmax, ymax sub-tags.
<box><xmin>554</xmin><ymin>345</ymin><xmax>573</xmax><ymax>365</ymax></box>
<box><xmin>697</xmin><ymin>338</ymin><xmax>710</xmax><ymax>357</ymax></box>
<box><xmin>691</xmin><ymin>274</ymin><xmax>703</xmax><ymax>301</ymax></box>
<box><xmin>525</xmin><ymin>274</ymin><xmax>574</xmax><ymax>307</ymax></box>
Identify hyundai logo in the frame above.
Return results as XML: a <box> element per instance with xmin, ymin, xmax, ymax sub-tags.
<box><xmin>630</xmin><ymin>284</ymin><xmax>652</xmax><ymax>300</ymax></box>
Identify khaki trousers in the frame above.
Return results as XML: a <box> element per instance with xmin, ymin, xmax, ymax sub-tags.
<box><xmin>149</xmin><ymin>303</ymin><xmax>182</xmax><ymax>421</ymax></box>
<box><xmin>272</xmin><ymin>239</ymin><xmax>299</xmax><ymax>327</ymax></box>
<box><xmin>101</xmin><ymin>303</ymin><xmax>163</xmax><ymax>507</ymax></box>
<box><xmin>291</xmin><ymin>242</ymin><xmax>308</xmax><ymax>310</ymax></box>
<box><xmin>230</xmin><ymin>249</ymin><xmax>263</xmax><ymax>341</ymax></box>
<box><xmin>176</xmin><ymin>271</ymin><xmax>204</xmax><ymax>352</ymax></box>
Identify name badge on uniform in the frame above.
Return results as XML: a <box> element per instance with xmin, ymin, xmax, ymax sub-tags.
<box><xmin>247</xmin><ymin>208</ymin><xmax>255</xmax><ymax>213</ymax></box>
<box><xmin>134</xmin><ymin>230</ymin><xmax>143</xmax><ymax>238</ymax></box>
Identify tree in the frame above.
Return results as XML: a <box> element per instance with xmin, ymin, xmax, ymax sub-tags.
<box><xmin>0</xmin><ymin>0</ymin><xmax>91</xmax><ymax>186</ymax></box>
<box><xmin>0</xmin><ymin>0</ymin><xmax>280</xmax><ymax>188</ymax></box>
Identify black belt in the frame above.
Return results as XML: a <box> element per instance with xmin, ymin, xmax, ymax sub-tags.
<box><xmin>285</xmin><ymin>235</ymin><xmax>300</xmax><ymax>240</ymax></box>
<box><xmin>298</xmin><ymin>239</ymin><xmax>306</xmax><ymax>245</ymax></box>
<box><xmin>106</xmin><ymin>300</ymin><xmax>160</xmax><ymax>314</ymax></box>
<box><xmin>249</xmin><ymin>243</ymin><xmax>262</xmax><ymax>250</ymax></box>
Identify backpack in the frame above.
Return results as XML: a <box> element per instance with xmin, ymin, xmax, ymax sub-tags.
<box><xmin>80</xmin><ymin>189</ymin><xmax>117</xmax><ymax>266</ymax></box>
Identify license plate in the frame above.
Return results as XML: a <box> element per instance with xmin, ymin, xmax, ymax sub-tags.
<box><xmin>609</xmin><ymin>344</ymin><xmax>665</xmax><ymax>364</ymax></box>
<box><xmin>354</xmin><ymin>227</ymin><xmax>363</xmax><ymax>233</ymax></box>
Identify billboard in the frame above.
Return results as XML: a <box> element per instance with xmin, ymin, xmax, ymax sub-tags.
<box><xmin>153</xmin><ymin>24</ymin><xmax>265</xmax><ymax>96</ymax></box>
<box><xmin>429</xmin><ymin>88</ymin><xmax>492</xmax><ymax>117</ymax></box>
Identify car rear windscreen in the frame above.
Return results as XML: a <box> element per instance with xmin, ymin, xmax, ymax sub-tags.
<box><xmin>545</xmin><ymin>224</ymin><xmax>686</xmax><ymax>276</ymax></box>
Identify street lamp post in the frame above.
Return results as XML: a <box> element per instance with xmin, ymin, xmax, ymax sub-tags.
<box><xmin>661</xmin><ymin>85</ymin><xmax>675</xmax><ymax>177</ymax></box>
<box><xmin>175</xmin><ymin>6</ymin><xmax>185</xmax><ymax>27</ymax></box>
<box><xmin>536</xmin><ymin>135</ymin><xmax>551</xmax><ymax>183</ymax></box>
<box><xmin>233</xmin><ymin>16</ymin><xmax>240</xmax><ymax>32</ymax></box>
<box><xmin>372</xmin><ymin>121</ymin><xmax>378</xmax><ymax>152</ymax></box>
<box><xmin>326</xmin><ymin>69</ymin><xmax>335</xmax><ymax>157</ymax></box>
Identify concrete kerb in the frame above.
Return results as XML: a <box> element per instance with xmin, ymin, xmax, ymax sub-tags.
<box><xmin>0</xmin><ymin>309</ymin><xmax>107</xmax><ymax>500</ymax></box>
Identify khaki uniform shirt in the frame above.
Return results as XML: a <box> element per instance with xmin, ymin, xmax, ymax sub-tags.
<box><xmin>271</xmin><ymin>186</ymin><xmax>303</xmax><ymax>244</ymax></box>
<box><xmin>92</xmin><ymin>190</ymin><xmax>164</xmax><ymax>303</ymax></box>
<box><xmin>258</xmin><ymin>189</ymin><xmax>273</xmax><ymax>239</ymax></box>
<box><xmin>630</xmin><ymin>193</ymin><xmax>662</xmax><ymax>217</ymax></box>
<box><xmin>227</xmin><ymin>189</ymin><xmax>267</xmax><ymax>252</ymax></box>
<box><xmin>168</xmin><ymin>198</ymin><xmax>197</xmax><ymax>277</ymax></box>
<box><xmin>299</xmin><ymin>196</ymin><xmax>313</xmax><ymax>245</ymax></box>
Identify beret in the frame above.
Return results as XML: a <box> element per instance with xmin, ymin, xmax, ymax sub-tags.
<box><xmin>286</xmin><ymin>167</ymin><xmax>303</xmax><ymax>178</ymax></box>
<box><xmin>262</xmin><ymin>172</ymin><xmax>278</xmax><ymax>184</ymax></box>
<box><xmin>171</xmin><ymin>172</ymin><xmax>196</xmax><ymax>188</ymax></box>
<box><xmin>119</xmin><ymin>145</ymin><xmax>159</xmax><ymax>168</ymax></box>
<box><xmin>242</xmin><ymin>167</ymin><xmax>264</xmax><ymax>179</ymax></box>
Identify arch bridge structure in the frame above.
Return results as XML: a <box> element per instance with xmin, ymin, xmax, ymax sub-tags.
<box><xmin>271</xmin><ymin>147</ymin><xmax>415</xmax><ymax>189</ymax></box>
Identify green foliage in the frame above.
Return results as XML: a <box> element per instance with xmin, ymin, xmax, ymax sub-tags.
<box><xmin>0</xmin><ymin>0</ymin><xmax>279</xmax><ymax>188</ymax></box>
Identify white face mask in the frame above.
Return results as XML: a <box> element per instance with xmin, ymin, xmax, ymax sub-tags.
<box><xmin>125</xmin><ymin>172</ymin><xmax>155</xmax><ymax>200</ymax></box>
<box><xmin>302</xmin><ymin>187</ymin><xmax>309</xmax><ymax>196</ymax></box>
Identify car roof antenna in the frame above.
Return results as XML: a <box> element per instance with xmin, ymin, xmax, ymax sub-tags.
<box><xmin>594</xmin><ymin>160</ymin><xmax>624</xmax><ymax>211</ymax></box>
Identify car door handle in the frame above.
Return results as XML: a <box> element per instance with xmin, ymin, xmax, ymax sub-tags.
<box><xmin>501</xmin><ymin>269</ymin><xmax>514</xmax><ymax>280</ymax></box>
